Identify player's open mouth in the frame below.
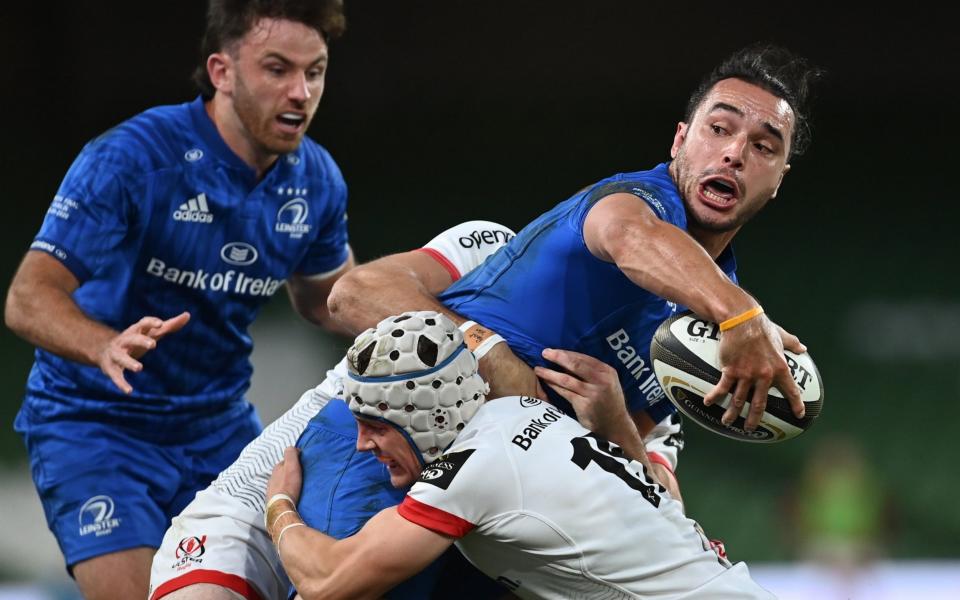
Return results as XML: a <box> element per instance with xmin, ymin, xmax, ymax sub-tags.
<box><xmin>698</xmin><ymin>177</ymin><xmax>739</xmax><ymax>210</ymax></box>
<box><xmin>376</xmin><ymin>454</ymin><xmax>398</xmax><ymax>468</ymax></box>
<box><xmin>276</xmin><ymin>112</ymin><xmax>306</xmax><ymax>132</ymax></box>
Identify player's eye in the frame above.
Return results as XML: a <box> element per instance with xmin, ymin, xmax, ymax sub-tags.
<box><xmin>754</xmin><ymin>142</ymin><xmax>774</xmax><ymax>155</ymax></box>
<box><xmin>710</xmin><ymin>124</ymin><xmax>728</xmax><ymax>136</ymax></box>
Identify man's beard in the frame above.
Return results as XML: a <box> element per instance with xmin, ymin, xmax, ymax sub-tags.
<box><xmin>233</xmin><ymin>75</ymin><xmax>302</xmax><ymax>156</ymax></box>
<box><xmin>673</xmin><ymin>147</ymin><xmax>763</xmax><ymax>233</ymax></box>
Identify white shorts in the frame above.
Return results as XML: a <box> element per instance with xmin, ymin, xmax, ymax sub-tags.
<box><xmin>149</xmin><ymin>487</ymin><xmax>286</xmax><ymax>600</ymax></box>
<box><xmin>149</xmin><ymin>365</ymin><xmax>345</xmax><ymax>600</ymax></box>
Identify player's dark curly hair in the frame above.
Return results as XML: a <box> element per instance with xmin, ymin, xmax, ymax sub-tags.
<box><xmin>193</xmin><ymin>0</ymin><xmax>346</xmax><ymax>99</ymax></box>
<box><xmin>684</xmin><ymin>44</ymin><xmax>824</xmax><ymax>158</ymax></box>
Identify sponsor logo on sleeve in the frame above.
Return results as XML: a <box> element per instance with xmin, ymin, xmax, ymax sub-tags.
<box><xmin>78</xmin><ymin>495</ymin><xmax>121</xmax><ymax>537</ymax></box>
<box><xmin>457</xmin><ymin>228</ymin><xmax>515</xmax><ymax>249</ymax></box>
<box><xmin>30</xmin><ymin>240</ymin><xmax>68</xmax><ymax>261</ymax></box>
<box><xmin>183</xmin><ymin>148</ymin><xmax>204</xmax><ymax>162</ymax></box>
<box><xmin>416</xmin><ymin>449</ymin><xmax>475</xmax><ymax>490</ymax></box>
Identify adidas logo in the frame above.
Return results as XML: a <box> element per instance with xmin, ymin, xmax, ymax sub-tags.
<box><xmin>173</xmin><ymin>193</ymin><xmax>214</xmax><ymax>223</ymax></box>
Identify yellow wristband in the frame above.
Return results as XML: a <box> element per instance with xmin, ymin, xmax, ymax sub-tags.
<box><xmin>719</xmin><ymin>306</ymin><xmax>764</xmax><ymax>332</ymax></box>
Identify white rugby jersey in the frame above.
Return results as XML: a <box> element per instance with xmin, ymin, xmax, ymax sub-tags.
<box><xmin>399</xmin><ymin>397</ymin><xmax>773</xmax><ymax>599</ymax></box>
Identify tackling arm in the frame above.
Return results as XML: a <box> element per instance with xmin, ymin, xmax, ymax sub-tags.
<box><xmin>4</xmin><ymin>251</ymin><xmax>189</xmax><ymax>394</ymax></box>
<box><xmin>287</xmin><ymin>246</ymin><xmax>356</xmax><ymax>335</ymax></box>
<box><xmin>281</xmin><ymin>508</ymin><xmax>452</xmax><ymax>600</ymax></box>
<box><xmin>327</xmin><ymin>223</ymin><xmax>545</xmax><ymax>400</ymax></box>
<box><xmin>267</xmin><ymin>447</ymin><xmax>452</xmax><ymax>600</ymax></box>
<box><xmin>329</xmin><ymin>251</ymin><xmax>544</xmax><ymax>401</ymax></box>
<box><xmin>326</xmin><ymin>250</ymin><xmax>455</xmax><ymax>334</ymax></box>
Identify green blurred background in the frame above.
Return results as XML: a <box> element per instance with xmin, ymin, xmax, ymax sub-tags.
<box><xmin>1</xmin><ymin>0</ymin><xmax>957</xmax><ymax>592</ymax></box>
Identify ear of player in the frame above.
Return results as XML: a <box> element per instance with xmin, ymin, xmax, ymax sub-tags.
<box><xmin>651</xmin><ymin>311</ymin><xmax>824</xmax><ymax>443</ymax></box>
<box><xmin>345</xmin><ymin>311</ymin><xmax>489</xmax><ymax>462</ymax></box>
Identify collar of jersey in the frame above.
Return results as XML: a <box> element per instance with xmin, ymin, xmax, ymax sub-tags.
<box><xmin>189</xmin><ymin>96</ymin><xmax>260</xmax><ymax>181</ymax></box>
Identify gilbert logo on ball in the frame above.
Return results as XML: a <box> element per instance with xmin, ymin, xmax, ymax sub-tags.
<box><xmin>650</xmin><ymin>312</ymin><xmax>824</xmax><ymax>442</ymax></box>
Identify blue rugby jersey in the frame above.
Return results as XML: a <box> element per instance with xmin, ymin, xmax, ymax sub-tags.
<box><xmin>439</xmin><ymin>162</ymin><xmax>737</xmax><ymax>422</ymax></box>
<box><xmin>24</xmin><ymin>97</ymin><xmax>350</xmax><ymax>420</ymax></box>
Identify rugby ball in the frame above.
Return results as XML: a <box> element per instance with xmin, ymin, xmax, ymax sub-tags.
<box><xmin>650</xmin><ymin>312</ymin><xmax>823</xmax><ymax>443</ymax></box>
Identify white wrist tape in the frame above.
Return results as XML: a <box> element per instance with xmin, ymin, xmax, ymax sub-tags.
<box><xmin>265</xmin><ymin>493</ymin><xmax>297</xmax><ymax>528</ymax></box>
<box><xmin>473</xmin><ymin>332</ymin><xmax>505</xmax><ymax>360</ymax></box>
<box><xmin>266</xmin><ymin>493</ymin><xmax>295</xmax><ymax>510</ymax></box>
<box><xmin>275</xmin><ymin>521</ymin><xmax>306</xmax><ymax>555</ymax></box>
<box><xmin>458</xmin><ymin>320</ymin><xmax>506</xmax><ymax>360</ymax></box>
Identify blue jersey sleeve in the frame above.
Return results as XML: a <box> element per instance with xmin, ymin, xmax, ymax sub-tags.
<box><xmin>32</xmin><ymin>139</ymin><xmax>136</xmax><ymax>282</ymax></box>
<box><xmin>295</xmin><ymin>150</ymin><xmax>350</xmax><ymax>276</ymax></box>
<box><xmin>580</xmin><ymin>176</ymin><xmax>687</xmax><ymax>228</ymax></box>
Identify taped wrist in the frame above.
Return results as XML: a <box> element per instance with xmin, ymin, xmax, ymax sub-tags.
<box><xmin>458</xmin><ymin>320</ymin><xmax>505</xmax><ymax>361</ymax></box>
<box><xmin>265</xmin><ymin>493</ymin><xmax>297</xmax><ymax>531</ymax></box>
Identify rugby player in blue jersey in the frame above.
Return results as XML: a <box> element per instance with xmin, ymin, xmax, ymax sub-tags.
<box><xmin>4</xmin><ymin>2</ymin><xmax>352</xmax><ymax>598</ymax></box>
<box><xmin>330</xmin><ymin>44</ymin><xmax>823</xmax><ymax>491</ymax></box>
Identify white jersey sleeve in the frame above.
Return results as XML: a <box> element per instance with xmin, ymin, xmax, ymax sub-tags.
<box><xmin>643</xmin><ymin>412</ymin><xmax>685</xmax><ymax>472</ymax></box>
<box><xmin>398</xmin><ymin>421</ymin><xmax>518</xmax><ymax>537</ymax></box>
<box><xmin>417</xmin><ymin>220</ymin><xmax>515</xmax><ymax>281</ymax></box>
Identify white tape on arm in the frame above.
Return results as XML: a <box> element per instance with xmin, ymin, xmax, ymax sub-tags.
<box><xmin>458</xmin><ymin>320</ymin><xmax>506</xmax><ymax>360</ymax></box>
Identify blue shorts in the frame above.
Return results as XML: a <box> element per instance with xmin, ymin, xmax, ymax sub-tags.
<box><xmin>15</xmin><ymin>400</ymin><xmax>261</xmax><ymax>570</ymax></box>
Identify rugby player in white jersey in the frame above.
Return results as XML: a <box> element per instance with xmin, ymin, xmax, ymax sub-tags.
<box><xmin>267</xmin><ymin>311</ymin><xmax>772</xmax><ymax>599</ymax></box>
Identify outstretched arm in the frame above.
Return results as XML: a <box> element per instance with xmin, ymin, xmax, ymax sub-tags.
<box><xmin>266</xmin><ymin>448</ymin><xmax>452</xmax><ymax>600</ymax></box>
<box><xmin>327</xmin><ymin>250</ymin><xmax>456</xmax><ymax>333</ymax></box>
<box><xmin>4</xmin><ymin>251</ymin><xmax>189</xmax><ymax>394</ymax></box>
<box><xmin>583</xmin><ymin>195</ymin><xmax>805</xmax><ymax>430</ymax></box>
